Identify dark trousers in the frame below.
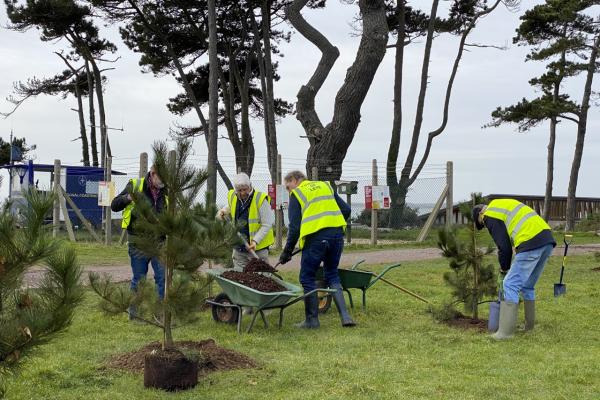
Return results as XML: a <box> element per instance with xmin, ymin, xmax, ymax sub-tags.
<box><xmin>128</xmin><ymin>244</ymin><xmax>165</xmax><ymax>299</ymax></box>
<box><xmin>299</xmin><ymin>230</ymin><xmax>344</xmax><ymax>292</ymax></box>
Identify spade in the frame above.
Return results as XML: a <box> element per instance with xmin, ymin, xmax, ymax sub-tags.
<box><xmin>554</xmin><ymin>234</ymin><xmax>573</xmax><ymax>297</ymax></box>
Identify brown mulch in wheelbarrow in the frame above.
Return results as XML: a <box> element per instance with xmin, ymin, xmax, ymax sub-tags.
<box><xmin>444</xmin><ymin>314</ymin><xmax>488</xmax><ymax>332</ymax></box>
<box><xmin>104</xmin><ymin>339</ymin><xmax>257</xmax><ymax>377</ymax></box>
<box><xmin>243</xmin><ymin>259</ymin><xmax>278</xmax><ymax>274</ymax></box>
<box><xmin>222</xmin><ymin>271</ymin><xmax>286</xmax><ymax>292</ymax></box>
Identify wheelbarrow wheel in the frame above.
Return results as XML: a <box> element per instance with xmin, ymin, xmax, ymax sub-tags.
<box><xmin>211</xmin><ymin>293</ymin><xmax>239</xmax><ymax>324</ymax></box>
<box><xmin>316</xmin><ymin>280</ymin><xmax>332</xmax><ymax>314</ymax></box>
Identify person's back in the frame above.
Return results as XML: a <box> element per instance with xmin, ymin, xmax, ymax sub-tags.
<box><xmin>473</xmin><ymin>199</ymin><xmax>555</xmax><ymax>340</ymax></box>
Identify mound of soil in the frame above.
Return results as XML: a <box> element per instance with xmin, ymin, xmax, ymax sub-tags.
<box><xmin>105</xmin><ymin>339</ymin><xmax>257</xmax><ymax>377</ymax></box>
<box><xmin>243</xmin><ymin>259</ymin><xmax>278</xmax><ymax>274</ymax></box>
<box><xmin>222</xmin><ymin>271</ymin><xmax>286</xmax><ymax>292</ymax></box>
<box><xmin>444</xmin><ymin>315</ymin><xmax>488</xmax><ymax>332</ymax></box>
<box><xmin>591</xmin><ymin>267</ymin><xmax>600</xmax><ymax>272</ymax></box>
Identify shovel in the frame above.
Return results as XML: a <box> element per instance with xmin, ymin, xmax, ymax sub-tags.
<box><xmin>554</xmin><ymin>234</ymin><xmax>573</xmax><ymax>297</ymax></box>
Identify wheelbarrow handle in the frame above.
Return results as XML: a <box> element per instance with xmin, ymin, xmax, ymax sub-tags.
<box><xmin>364</xmin><ymin>263</ymin><xmax>403</xmax><ymax>289</ymax></box>
<box><xmin>351</xmin><ymin>259</ymin><xmax>366</xmax><ymax>270</ymax></box>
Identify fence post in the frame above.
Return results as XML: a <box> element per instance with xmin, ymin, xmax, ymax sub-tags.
<box><xmin>446</xmin><ymin>161</ymin><xmax>453</xmax><ymax>229</ymax></box>
<box><xmin>105</xmin><ymin>156</ymin><xmax>112</xmax><ymax>245</ymax></box>
<box><xmin>139</xmin><ymin>152</ymin><xmax>148</xmax><ymax>178</ymax></box>
<box><xmin>371</xmin><ymin>159</ymin><xmax>378</xmax><ymax>246</ymax></box>
<box><xmin>275</xmin><ymin>154</ymin><xmax>283</xmax><ymax>249</ymax></box>
<box><xmin>53</xmin><ymin>159</ymin><xmax>61</xmax><ymax>238</ymax></box>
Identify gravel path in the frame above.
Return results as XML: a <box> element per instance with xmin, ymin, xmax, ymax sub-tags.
<box><xmin>22</xmin><ymin>244</ymin><xmax>600</xmax><ymax>287</ymax></box>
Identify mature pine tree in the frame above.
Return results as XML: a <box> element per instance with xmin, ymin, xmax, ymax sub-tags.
<box><xmin>0</xmin><ymin>189</ymin><xmax>83</xmax><ymax>397</ymax></box>
<box><xmin>437</xmin><ymin>194</ymin><xmax>496</xmax><ymax>320</ymax></box>
<box><xmin>4</xmin><ymin>0</ymin><xmax>117</xmax><ymax>167</ymax></box>
<box><xmin>487</xmin><ymin>0</ymin><xmax>597</xmax><ymax>224</ymax></box>
<box><xmin>89</xmin><ymin>139</ymin><xmax>239</xmax><ymax>389</ymax></box>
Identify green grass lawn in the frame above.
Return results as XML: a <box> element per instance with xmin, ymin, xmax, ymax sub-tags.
<box><xmin>5</xmin><ymin>254</ymin><xmax>599</xmax><ymax>399</ymax></box>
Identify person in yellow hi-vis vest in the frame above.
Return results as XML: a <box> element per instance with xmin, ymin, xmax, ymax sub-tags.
<box><xmin>279</xmin><ymin>170</ymin><xmax>355</xmax><ymax>329</ymax></box>
<box><xmin>111</xmin><ymin>166</ymin><xmax>167</xmax><ymax>320</ymax></box>
<box><xmin>216</xmin><ymin>173</ymin><xmax>274</xmax><ymax>269</ymax></box>
<box><xmin>473</xmin><ymin>199</ymin><xmax>556</xmax><ymax>340</ymax></box>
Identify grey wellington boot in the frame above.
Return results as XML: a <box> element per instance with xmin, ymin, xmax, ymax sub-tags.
<box><xmin>523</xmin><ymin>300</ymin><xmax>535</xmax><ymax>331</ymax></box>
<box><xmin>331</xmin><ymin>283</ymin><xmax>356</xmax><ymax>327</ymax></box>
<box><xmin>491</xmin><ymin>301</ymin><xmax>518</xmax><ymax>340</ymax></box>
<box><xmin>295</xmin><ymin>292</ymin><xmax>320</xmax><ymax>329</ymax></box>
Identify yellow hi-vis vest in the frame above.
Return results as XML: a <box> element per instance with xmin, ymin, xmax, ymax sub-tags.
<box><xmin>483</xmin><ymin>199</ymin><xmax>551</xmax><ymax>248</ymax></box>
<box><xmin>121</xmin><ymin>178</ymin><xmax>145</xmax><ymax>229</ymax></box>
<box><xmin>291</xmin><ymin>180</ymin><xmax>346</xmax><ymax>249</ymax></box>
<box><xmin>228</xmin><ymin>189</ymin><xmax>274</xmax><ymax>251</ymax></box>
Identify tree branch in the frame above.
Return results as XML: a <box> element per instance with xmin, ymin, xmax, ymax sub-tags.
<box><xmin>286</xmin><ymin>0</ymin><xmax>339</xmax><ymax>144</ymax></box>
<box><xmin>409</xmin><ymin>0</ymin><xmax>503</xmax><ymax>185</ymax></box>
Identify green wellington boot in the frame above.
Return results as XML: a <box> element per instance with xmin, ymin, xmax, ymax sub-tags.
<box><xmin>491</xmin><ymin>301</ymin><xmax>518</xmax><ymax>340</ymax></box>
<box><xmin>523</xmin><ymin>300</ymin><xmax>535</xmax><ymax>331</ymax></box>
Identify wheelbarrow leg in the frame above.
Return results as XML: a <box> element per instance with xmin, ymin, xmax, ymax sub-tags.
<box><xmin>362</xmin><ymin>289</ymin><xmax>367</xmax><ymax>312</ymax></box>
<box><xmin>236</xmin><ymin>305</ymin><xmax>243</xmax><ymax>334</ymax></box>
<box><xmin>278</xmin><ymin>308</ymin><xmax>284</xmax><ymax>328</ymax></box>
<box><xmin>345</xmin><ymin>289</ymin><xmax>354</xmax><ymax>309</ymax></box>
<box><xmin>247</xmin><ymin>309</ymin><xmax>261</xmax><ymax>333</ymax></box>
<box><xmin>259</xmin><ymin>309</ymin><xmax>269</xmax><ymax>328</ymax></box>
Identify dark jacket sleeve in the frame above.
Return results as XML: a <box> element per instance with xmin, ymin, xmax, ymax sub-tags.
<box><xmin>334</xmin><ymin>192</ymin><xmax>351</xmax><ymax>220</ymax></box>
<box><xmin>485</xmin><ymin>217</ymin><xmax>512</xmax><ymax>271</ymax></box>
<box><xmin>284</xmin><ymin>195</ymin><xmax>302</xmax><ymax>252</ymax></box>
<box><xmin>111</xmin><ymin>181</ymin><xmax>133</xmax><ymax>212</ymax></box>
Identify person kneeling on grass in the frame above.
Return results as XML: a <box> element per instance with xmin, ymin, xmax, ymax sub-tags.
<box><xmin>473</xmin><ymin>199</ymin><xmax>556</xmax><ymax>340</ymax></box>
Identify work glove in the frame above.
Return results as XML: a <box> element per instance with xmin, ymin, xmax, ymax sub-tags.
<box><xmin>215</xmin><ymin>206</ymin><xmax>231</xmax><ymax>221</ymax></box>
<box><xmin>279</xmin><ymin>248</ymin><xmax>293</xmax><ymax>265</ymax></box>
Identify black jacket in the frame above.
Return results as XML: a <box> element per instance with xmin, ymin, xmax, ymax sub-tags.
<box><xmin>111</xmin><ymin>173</ymin><xmax>167</xmax><ymax>234</ymax></box>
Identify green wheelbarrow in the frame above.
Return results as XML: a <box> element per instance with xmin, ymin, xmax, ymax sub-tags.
<box><xmin>316</xmin><ymin>260</ymin><xmax>432</xmax><ymax>313</ymax></box>
<box><xmin>206</xmin><ymin>269</ymin><xmax>335</xmax><ymax>333</ymax></box>
<box><xmin>316</xmin><ymin>261</ymin><xmax>403</xmax><ymax>313</ymax></box>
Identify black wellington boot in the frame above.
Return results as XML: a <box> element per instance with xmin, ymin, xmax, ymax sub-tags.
<box><xmin>331</xmin><ymin>283</ymin><xmax>356</xmax><ymax>327</ymax></box>
<box><xmin>295</xmin><ymin>292</ymin><xmax>320</xmax><ymax>329</ymax></box>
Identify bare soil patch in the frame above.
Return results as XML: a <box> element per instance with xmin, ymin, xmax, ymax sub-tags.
<box><xmin>444</xmin><ymin>314</ymin><xmax>488</xmax><ymax>332</ymax></box>
<box><xmin>105</xmin><ymin>339</ymin><xmax>257</xmax><ymax>377</ymax></box>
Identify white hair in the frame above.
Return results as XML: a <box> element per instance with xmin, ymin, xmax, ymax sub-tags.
<box><xmin>233</xmin><ymin>173</ymin><xmax>252</xmax><ymax>189</ymax></box>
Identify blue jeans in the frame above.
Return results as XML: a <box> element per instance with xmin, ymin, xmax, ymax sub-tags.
<box><xmin>299</xmin><ymin>231</ymin><xmax>344</xmax><ymax>292</ymax></box>
<box><xmin>128</xmin><ymin>245</ymin><xmax>165</xmax><ymax>299</ymax></box>
<box><xmin>503</xmin><ymin>244</ymin><xmax>554</xmax><ymax>303</ymax></box>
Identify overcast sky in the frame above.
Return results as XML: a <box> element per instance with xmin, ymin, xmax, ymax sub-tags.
<box><xmin>0</xmin><ymin>0</ymin><xmax>598</xmax><ymax>204</ymax></box>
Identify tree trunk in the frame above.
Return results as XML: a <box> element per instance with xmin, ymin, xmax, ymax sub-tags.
<box><xmin>230</xmin><ymin>49</ymin><xmax>256</xmax><ymax>176</ymax></box>
<box><xmin>543</xmin><ymin>116</ymin><xmax>556</xmax><ymax>222</ymax></box>
<box><xmin>287</xmin><ymin>0</ymin><xmax>388</xmax><ymax>181</ymax></box>
<box><xmin>74</xmin><ymin>80</ymin><xmax>90</xmax><ymax>166</ymax></box>
<box><xmin>566</xmin><ymin>34</ymin><xmax>600</xmax><ymax>230</ymax></box>
<box><xmin>56</xmin><ymin>52</ymin><xmax>90</xmax><ymax>166</ymax></box>
<box><xmin>206</xmin><ymin>0</ymin><xmax>219</xmax><ymax>204</ymax></box>
<box><xmin>392</xmin><ymin>1</ymin><xmax>501</xmax><ymax>224</ymax></box>
<box><xmin>387</xmin><ymin>1</ymin><xmax>405</xmax><ymax>229</ymax></box>
<box><xmin>85</xmin><ymin>61</ymin><xmax>99</xmax><ymax>167</ymax></box>
<box><xmin>543</xmin><ymin>47</ymin><xmax>567</xmax><ymax>222</ymax></box>
<box><xmin>89</xmin><ymin>59</ymin><xmax>110</xmax><ymax>167</ymax></box>
<box><xmin>261</xmin><ymin>0</ymin><xmax>278</xmax><ymax>182</ymax></box>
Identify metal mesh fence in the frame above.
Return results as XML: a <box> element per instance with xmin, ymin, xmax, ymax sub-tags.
<box><xmin>48</xmin><ymin>155</ymin><xmax>449</xmax><ymax>243</ymax></box>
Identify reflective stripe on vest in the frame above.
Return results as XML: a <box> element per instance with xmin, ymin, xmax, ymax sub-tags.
<box><xmin>121</xmin><ymin>178</ymin><xmax>145</xmax><ymax>229</ymax></box>
<box><xmin>483</xmin><ymin>199</ymin><xmax>551</xmax><ymax>247</ymax></box>
<box><xmin>292</xmin><ymin>180</ymin><xmax>346</xmax><ymax>249</ymax></box>
<box><xmin>228</xmin><ymin>189</ymin><xmax>274</xmax><ymax>250</ymax></box>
